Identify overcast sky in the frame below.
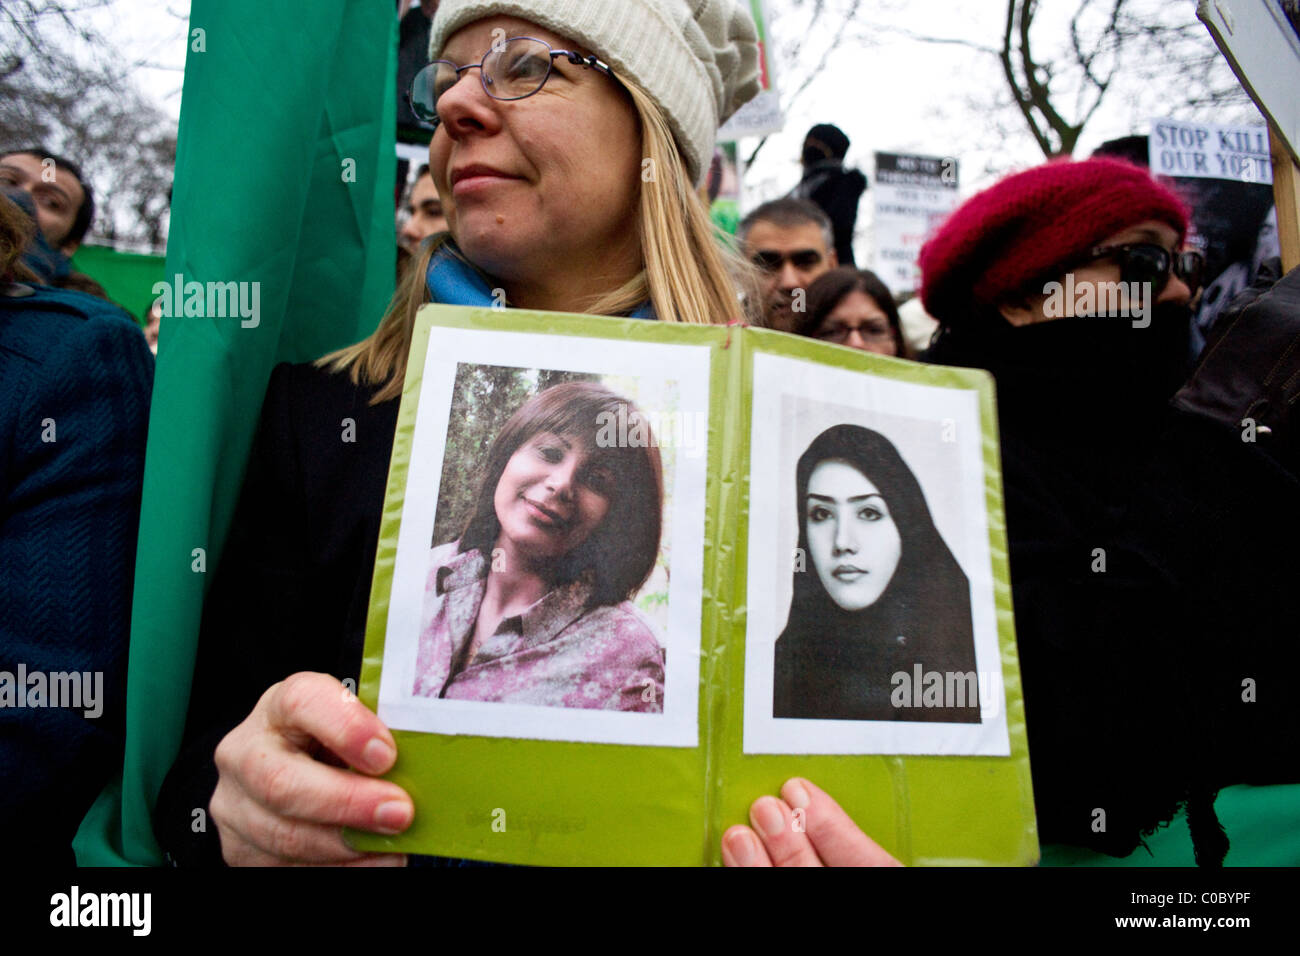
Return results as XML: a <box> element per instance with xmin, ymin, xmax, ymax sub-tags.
<box><xmin>87</xmin><ymin>0</ymin><xmax>1260</xmax><ymax>262</ymax></box>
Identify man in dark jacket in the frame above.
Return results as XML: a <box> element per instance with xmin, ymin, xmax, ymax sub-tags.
<box><xmin>918</xmin><ymin>157</ymin><xmax>1300</xmax><ymax>866</ymax></box>
<box><xmin>791</xmin><ymin>123</ymin><xmax>867</xmax><ymax>267</ymax></box>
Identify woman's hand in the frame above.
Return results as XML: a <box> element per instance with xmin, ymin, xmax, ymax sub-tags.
<box><xmin>210</xmin><ymin>672</ymin><xmax>414</xmax><ymax>866</ymax></box>
<box><xmin>722</xmin><ymin>778</ymin><xmax>902</xmax><ymax>867</ymax></box>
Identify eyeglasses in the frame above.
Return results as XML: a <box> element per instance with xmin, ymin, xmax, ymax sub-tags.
<box><xmin>1083</xmin><ymin>242</ymin><xmax>1206</xmax><ymax>297</ymax></box>
<box><xmin>751</xmin><ymin>249</ymin><xmax>824</xmax><ymax>273</ymax></box>
<box><xmin>409</xmin><ymin>36</ymin><xmax>617</xmax><ymax>130</ymax></box>
<box><xmin>815</xmin><ymin>322</ymin><xmax>896</xmax><ymax>345</ymax></box>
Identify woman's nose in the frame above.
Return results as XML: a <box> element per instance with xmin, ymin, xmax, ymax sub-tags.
<box><xmin>435</xmin><ymin>66</ymin><xmax>502</xmax><ymax>138</ymax></box>
<box><xmin>544</xmin><ymin>458</ymin><xmax>577</xmax><ymax>498</ymax></box>
<box><xmin>833</xmin><ymin>517</ymin><xmax>857</xmax><ymax>554</ymax></box>
<box><xmin>1158</xmin><ymin>272</ymin><xmax>1193</xmax><ymax>306</ymax></box>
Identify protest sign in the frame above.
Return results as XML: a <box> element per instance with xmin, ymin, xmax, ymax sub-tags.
<box><xmin>1149</xmin><ymin>119</ymin><xmax>1272</xmax><ymax>184</ymax></box>
<box><xmin>717</xmin><ymin>0</ymin><xmax>785</xmax><ymax>140</ymax></box>
<box><xmin>1198</xmin><ymin>0</ymin><xmax>1300</xmax><ymax>268</ymax></box>
<box><xmin>1148</xmin><ymin>119</ymin><xmax>1280</xmax><ymax>350</ymax></box>
<box><xmin>871</xmin><ymin>152</ymin><xmax>961</xmax><ymax>294</ymax></box>
<box><xmin>349</xmin><ymin>305</ymin><xmax>1034</xmax><ymax>866</ymax></box>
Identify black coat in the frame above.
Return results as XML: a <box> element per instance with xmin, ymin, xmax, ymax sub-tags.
<box><xmin>924</xmin><ymin>310</ymin><xmax>1300</xmax><ymax>861</ymax></box>
<box><xmin>154</xmin><ymin>361</ymin><xmax>397</xmax><ymax>865</ymax></box>
<box><xmin>793</xmin><ymin>161</ymin><xmax>867</xmax><ymax>267</ymax></box>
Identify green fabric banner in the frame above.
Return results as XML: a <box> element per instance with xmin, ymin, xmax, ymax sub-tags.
<box><xmin>74</xmin><ymin>0</ymin><xmax>397</xmax><ymax>865</ymax></box>
<box><xmin>69</xmin><ymin>246</ymin><xmax>166</xmax><ymax>324</ymax></box>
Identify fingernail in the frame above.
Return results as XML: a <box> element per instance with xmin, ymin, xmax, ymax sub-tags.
<box><xmin>784</xmin><ymin>778</ymin><xmax>811</xmax><ymax>810</ymax></box>
<box><xmin>361</xmin><ymin>737</ymin><xmax>395</xmax><ymax>772</ymax></box>
<box><xmin>725</xmin><ymin>829</ymin><xmax>758</xmax><ymax>866</ymax></box>
<box><xmin>750</xmin><ymin>797</ymin><xmax>785</xmax><ymax>839</ymax></box>
<box><xmin>374</xmin><ymin>800</ymin><xmax>412</xmax><ymax>833</ymax></box>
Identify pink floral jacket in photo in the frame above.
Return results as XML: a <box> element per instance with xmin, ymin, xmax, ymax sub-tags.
<box><xmin>412</xmin><ymin>542</ymin><xmax>665</xmax><ymax>713</ymax></box>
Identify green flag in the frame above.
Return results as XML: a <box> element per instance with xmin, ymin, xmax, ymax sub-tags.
<box><xmin>74</xmin><ymin>0</ymin><xmax>397</xmax><ymax>865</ymax></box>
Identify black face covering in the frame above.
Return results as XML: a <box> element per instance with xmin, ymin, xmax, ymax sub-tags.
<box><xmin>928</xmin><ymin>302</ymin><xmax>1194</xmax><ymax>450</ymax></box>
<box><xmin>1007</xmin><ymin>302</ymin><xmax>1192</xmax><ymax>400</ymax></box>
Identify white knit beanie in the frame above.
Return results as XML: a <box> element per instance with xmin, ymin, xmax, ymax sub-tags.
<box><xmin>429</xmin><ymin>0</ymin><xmax>761</xmax><ymax>186</ymax></box>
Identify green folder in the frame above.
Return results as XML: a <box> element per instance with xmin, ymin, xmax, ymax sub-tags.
<box><xmin>350</xmin><ymin>304</ymin><xmax>1037</xmax><ymax>866</ymax></box>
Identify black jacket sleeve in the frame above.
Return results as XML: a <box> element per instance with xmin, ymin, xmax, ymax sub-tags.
<box><xmin>153</xmin><ymin>363</ymin><xmax>314</xmax><ymax>865</ymax></box>
<box><xmin>154</xmin><ymin>362</ymin><xmax>396</xmax><ymax>865</ymax></box>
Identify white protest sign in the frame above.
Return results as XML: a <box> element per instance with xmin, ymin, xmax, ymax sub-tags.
<box><xmin>718</xmin><ymin>0</ymin><xmax>785</xmax><ymax>141</ymax></box>
<box><xmin>1197</xmin><ymin>0</ymin><xmax>1300</xmax><ymax>165</ymax></box>
<box><xmin>871</xmin><ymin>152</ymin><xmax>960</xmax><ymax>294</ymax></box>
<box><xmin>1148</xmin><ymin>119</ymin><xmax>1272</xmax><ymax>184</ymax></box>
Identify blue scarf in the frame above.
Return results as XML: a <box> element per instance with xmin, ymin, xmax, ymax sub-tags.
<box><xmin>424</xmin><ymin>241</ymin><xmax>656</xmax><ymax>320</ymax></box>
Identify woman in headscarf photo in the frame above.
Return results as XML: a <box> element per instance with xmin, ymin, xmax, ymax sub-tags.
<box><xmin>412</xmin><ymin>381</ymin><xmax>665</xmax><ymax>712</ymax></box>
<box><xmin>773</xmin><ymin>424</ymin><xmax>980</xmax><ymax>723</ymax></box>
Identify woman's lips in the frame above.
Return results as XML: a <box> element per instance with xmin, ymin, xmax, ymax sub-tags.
<box><xmin>451</xmin><ymin>172</ymin><xmax>520</xmax><ymax>198</ymax></box>
<box><xmin>523</xmin><ymin>497</ymin><xmax>569</xmax><ymax>530</ymax></box>
<box><xmin>832</xmin><ymin>566</ymin><xmax>867</xmax><ymax>581</ymax></box>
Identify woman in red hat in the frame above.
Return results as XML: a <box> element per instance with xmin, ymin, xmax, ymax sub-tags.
<box><xmin>920</xmin><ymin>157</ymin><xmax>1299</xmax><ymax>865</ymax></box>
<box><xmin>725</xmin><ymin>156</ymin><xmax>1300</xmax><ymax>868</ymax></box>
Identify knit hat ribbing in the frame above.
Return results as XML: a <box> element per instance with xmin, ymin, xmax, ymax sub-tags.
<box><xmin>429</xmin><ymin>0</ymin><xmax>761</xmax><ymax>186</ymax></box>
<box><xmin>918</xmin><ymin>157</ymin><xmax>1190</xmax><ymax>323</ymax></box>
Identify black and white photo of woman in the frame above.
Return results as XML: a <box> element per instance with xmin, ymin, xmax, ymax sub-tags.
<box><xmin>773</xmin><ymin>424</ymin><xmax>980</xmax><ymax>723</ymax></box>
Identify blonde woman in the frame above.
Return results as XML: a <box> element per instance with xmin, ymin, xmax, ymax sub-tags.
<box><xmin>156</xmin><ymin>0</ymin><xmax>779</xmax><ymax>866</ymax></box>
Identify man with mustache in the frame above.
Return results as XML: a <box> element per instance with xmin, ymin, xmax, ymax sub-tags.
<box><xmin>738</xmin><ymin>198</ymin><xmax>837</xmax><ymax>332</ymax></box>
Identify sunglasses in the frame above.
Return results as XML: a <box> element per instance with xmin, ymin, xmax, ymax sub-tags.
<box><xmin>751</xmin><ymin>249</ymin><xmax>824</xmax><ymax>273</ymax></box>
<box><xmin>1083</xmin><ymin>242</ymin><xmax>1206</xmax><ymax>297</ymax></box>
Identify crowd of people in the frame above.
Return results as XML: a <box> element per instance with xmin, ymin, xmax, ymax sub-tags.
<box><xmin>3</xmin><ymin>0</ymin><xmax>1299</xmax><ymax>869</ymax></box>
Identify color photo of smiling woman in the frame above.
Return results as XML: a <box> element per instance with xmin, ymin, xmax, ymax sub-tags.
<box><xmin>413</xmin><ymin>379</ymin><xmax>667</xmax><ymax>712</ymax></box>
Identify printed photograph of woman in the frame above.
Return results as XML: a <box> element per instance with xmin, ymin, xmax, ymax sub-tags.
<box><xmin>773</xmin><ymin>424</ymin><xmax>980</xmax><ymax>723</ymax></box>
<box><xmin>412</xmin><ymin>380</ymin><xmax>666</xmax><ymax>713</ymax></box>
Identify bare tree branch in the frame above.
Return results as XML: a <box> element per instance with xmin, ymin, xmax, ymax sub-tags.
<box><xmin>2</xmin><ymin>0</ymin><xmax>177</xmax><ymax>250</ymax></box>
<box><xmin>887</xmin><ymin>0</ymin><xmax>1251</xmax><ymax>161</ymax></box>
<box><xmin>744</xmin><ymin>0</ymin><xmax>864</xmax><ymax>167</ymax></box>
<box><xmin>1001</xmin><ymin>0</ymin><xmax>1052</xmax><ymax>155</ymax></box>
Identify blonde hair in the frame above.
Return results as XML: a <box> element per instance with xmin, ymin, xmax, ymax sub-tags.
<box><xmin>320</xmin><ymin>76</ymin><xmax>761</xmax><ymax>404</ymax></box>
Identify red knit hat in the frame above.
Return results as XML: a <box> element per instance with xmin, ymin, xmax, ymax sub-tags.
<box><xmin>918</xmin><ymin>157</ymin><xmax>1190</xmax><ymax>323</ymax></box>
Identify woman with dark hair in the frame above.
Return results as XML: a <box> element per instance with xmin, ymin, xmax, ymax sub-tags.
<box><xmin>773</xmin><ymin>424</ymin><xmax>978</xmax><ymax>722</ymax></box>
<box><xmin>796</xmin><ymin>267</ymin><xmax>907</xmax><ymax>357</ymax></box>
<box><xmin>413</xmin><ymin>382</ymin><xmax>665</xmax><ymax>711</ymax></box>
